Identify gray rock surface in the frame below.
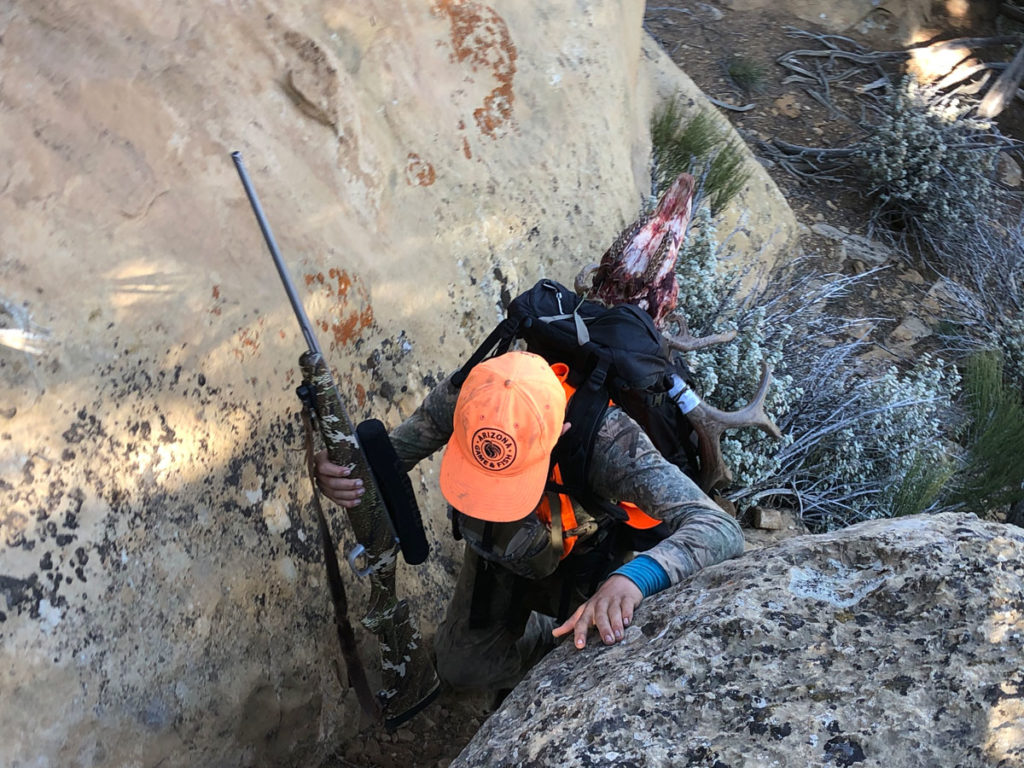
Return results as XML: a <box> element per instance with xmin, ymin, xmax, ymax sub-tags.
<box><xmin>453</xmin><ymin>513</ymin><xmax>1024</xmax><ymax>768</ymax></box>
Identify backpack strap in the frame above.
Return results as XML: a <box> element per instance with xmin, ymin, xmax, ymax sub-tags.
<box><xmin>528</xmin><ymin>300</ymin><xmax>591</xmax><ymax>346</ymax></box>
<box><xmin>452</xmin><ymin>317</ymin><xmax>520</xmax><ymax>388</ymax></box>
<box><xmin>549</xmin><ymin>356</ymin><xmax>633</xmax><ymax>524</ymax></box>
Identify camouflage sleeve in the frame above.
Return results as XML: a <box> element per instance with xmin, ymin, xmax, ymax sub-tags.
<box><xmin>388</xmin><ymin>372</ymin><xmax>460</xmax><ymax>471</ymax></box>
<box><xmin>587</xmin><ymin>406</ymin><xmax>744</xmax><ymax>585</ymax></box>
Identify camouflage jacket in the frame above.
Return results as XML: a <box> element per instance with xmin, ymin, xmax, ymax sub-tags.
<box><xmin>390</xmin><ymin>372</ymin><xmax>744</xmax><ymax>586</ymax></box>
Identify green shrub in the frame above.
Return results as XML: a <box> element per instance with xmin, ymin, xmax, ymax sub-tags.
<box><xmin>854</xmin><ymin>79</ymin><xmax>1006</xmax><ymax>270</ymax></box>
<box><xmin>651</xmin><ymin>101</ymin><xmax>750</xmax><ymax>215</ymax></box>
<box><xmin>671</xmin><ymin>208</ymin><xmax>961</xmax><ymax>531</ymax></box>
<box><xmin>943</xmin><ymin>351</ymin><xmax>1024</xmax><ymax>514</ymax></box>
<box><xmin>891</xmin><ymin>451</ymin><xmax>956</xmax><ymax>518</ymax></box>
<box><xmin>726</xmin><ymin>55</ymin><xmax>767</xmax><ymax>93</ymax></box>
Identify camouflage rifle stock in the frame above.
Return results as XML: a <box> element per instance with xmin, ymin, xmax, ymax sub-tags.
<box><xmin>231</xmin><ymin>151</ymin><xmax>440</xmax><ymax>729</ymax></box>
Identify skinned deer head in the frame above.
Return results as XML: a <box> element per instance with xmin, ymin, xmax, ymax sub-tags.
<box><xmin>576</xmin><ymin>174</ymin><xmax>782</xmax><ymax>494</ymax></box>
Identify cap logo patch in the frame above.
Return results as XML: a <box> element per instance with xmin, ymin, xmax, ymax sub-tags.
<box><xmin>471</xmin><ymin>428</ymin><xmax>517</xmax><ymax>471</ymax></box>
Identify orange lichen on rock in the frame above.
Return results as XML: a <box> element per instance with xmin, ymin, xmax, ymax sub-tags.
<box><xmin>406</xmin><ymin>153</ymin><xmax>437</xmax><ymax>186</ymax></box>
<box><xmin>327</xmin><ymin>268</ymin><xmax>352</xmax><ymax>297</ymax></box>
<box><xmin>233</xmin><ymin>316</ymin><xmax>266</xmax><ymax>361</ymax></box>
<box><xmin>211</xmin><ymin>285</ymin><xmax>224</xmax><ymax>315</ymax></box>
<box><xmin>330</xmin><ymin>304</ymin><xmax>374</xmax><ymax>347</ymax></box>
<box><xmin>435</xmin><ymin>0</ymin><xmax>517</xmax><ymax>138</ymax></box>
<box><xmin>304</xmin><ymin>269</ymin><xmax>374</xmax><ymax>348</ymax></box>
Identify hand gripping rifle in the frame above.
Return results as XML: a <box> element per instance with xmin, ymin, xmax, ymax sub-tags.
<box><xmin>231</xmin><ymin>152</ymin><xmax>440</xmax><ymax>729</ymax></box>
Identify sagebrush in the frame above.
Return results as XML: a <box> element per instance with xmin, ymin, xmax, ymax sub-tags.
<box><xmin>670</xmin><ymin>206</ymin><xmax>961</xmax><ymax>531</ymax></box>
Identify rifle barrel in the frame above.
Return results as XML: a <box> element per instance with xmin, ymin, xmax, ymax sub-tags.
<box><xmin>231</xmin><ymin>151</ymin><xmax>323</xmax><ymax>359</ymax></box>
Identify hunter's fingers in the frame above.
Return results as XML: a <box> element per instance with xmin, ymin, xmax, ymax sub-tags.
<box><xmin>621</xmin><ymin>598</ymin><xmax>636</xmax><ymax>630</ymax></box>
<box><xmin>552</xmin><ymin>603</ymin><xmax>590</xmax><ymax>648</ymax></box>
<box><xmin>571</xmin><ymin>603</ymin><xmax>596</xmax><ymax>649</ymax></box>
<box><xmin>594</xmin><ymin>596</ymin><xmax>619</xmax><ymax>646</ymax></box>
<box><xmin>552</xmin><ymin>587</ymin><xmax>639</xmax><ymax>650</ymax></box>
<box><xmin>315</xmin><ymin>451</ymin><xmax>350</xmax><ymax>478</ymax></box>
<box><xmin>322</xmin><ymin>477</ymin><xmax>365</xmax><ymax>508</ymax></box>
<box><xmin>314</xmin><ymin>451</ymin><xmax>364</xmax><ymax>507</ymax></box>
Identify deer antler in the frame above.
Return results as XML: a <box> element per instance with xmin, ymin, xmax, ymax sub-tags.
<box><xmin>665</xmin><ymin>314</ymin><xmax>738</xmax><ymax>352</ymax></box>
<box><xmin>574</xmin><ymin>263</ymin><xmax>599</xmax><ymax>296</ymax></box>
<box><xmin>676</xmin><ymin>361</ymin><xmax>782</xmax><ymax>492</ymax></box>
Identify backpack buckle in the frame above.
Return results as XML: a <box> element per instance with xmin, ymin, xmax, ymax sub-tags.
<box><xmin>587</xmin><ymin>358</ymin><xmax>609</xmax><ymax>389</ymax></box>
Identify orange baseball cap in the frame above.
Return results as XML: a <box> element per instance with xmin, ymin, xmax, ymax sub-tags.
<box><xmin>440</xmin><ymin>351</ymin><xmax>567</xmax><ymax>522</ymax></box>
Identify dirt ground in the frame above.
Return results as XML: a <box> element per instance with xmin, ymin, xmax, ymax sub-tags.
<box><xmin>645</xmin><ymin>0</ymin><xmax>1022</xmax><ymax>228</ymax></box>
<box><xmin>325</xmin><ymin>3</ymin><xmax>1024</xmax><ymax>766</ymax></box>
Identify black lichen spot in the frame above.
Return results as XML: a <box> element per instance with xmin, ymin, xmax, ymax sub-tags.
<box><xmin>492</xmin><ymin>266</ymin><xmax>512</xmax><ymax>308</ymax></box>
<box><xmin>748</xmin><ymin>711</ymin><xmax>769</xmax><ymax>737</ymax></box>
<box><xmin>685</xmin><ymin>744</ymin><xmax>731</xmax><ymax>768</ymax></box>
<box><xmin>883</xmin><ymin>675</ymin><xmax>915</xmax><ymax>695</ymax></box>
<box><xmin>39</xmin><ymin>552</ymin><xmax>53</xmax><ymax>570</ymax></box>
<box><xmin>158</xmin><ymin>415</ymin><xmax>176</xmax><ymax>443</ymax></box>
<box><xmin>767</xmin><ymin>611</ymin><xmax>805</xmax><ymax>631</ymax></box>
<box><xmin>824</xmin><ymin>736</ymin><xmax>866</xmax><ymax>765</ymax></box>
<box><xmin>983</xmin><ymin>680</ymin><xmax>1024</xmax><ymax>704</ymax></box>
<box><xmin>0</xmin><ymin>574</ymin><xmax>43</xmax><ymax>614</ymax></box>
<box><xmin>198</xmin><ymin>373</ymin><xmax>206</xmax><ymax>387</ymax></box>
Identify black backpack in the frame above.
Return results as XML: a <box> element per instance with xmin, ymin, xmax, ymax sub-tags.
<box><xmin>452</xmin><ymin>278</ymin><xmax>702</xmax><ymax>518</ymax></box>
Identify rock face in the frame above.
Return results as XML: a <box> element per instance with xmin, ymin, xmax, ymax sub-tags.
<box><xmin>453</xmin><ymin>514</ymin><xmax>1024</xmax><ymax>768</ymax></box>
<box><xmin>0</xmin><ymin>1</ymin><xmax>796</xmax><ymax>766</ymax></box>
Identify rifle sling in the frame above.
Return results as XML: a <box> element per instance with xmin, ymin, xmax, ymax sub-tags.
<box><xmin>301</xmin><ymin>407</ymin><xmax>381</xmax><ymax>722</ymax></box>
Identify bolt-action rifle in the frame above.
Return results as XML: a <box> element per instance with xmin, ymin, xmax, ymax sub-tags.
<box><xmin>231</xmin><ymin>151</ymin><xmax>440</xmax><ymax>729</ymax></box>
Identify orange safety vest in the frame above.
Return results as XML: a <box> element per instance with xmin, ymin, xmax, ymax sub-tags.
<box><xmin>536</xmin><ymin>363</ymin><xmax>663</xmax><ymax>560</ymax></box>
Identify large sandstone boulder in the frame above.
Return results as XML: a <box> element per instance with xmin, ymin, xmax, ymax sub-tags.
<box><xmin>453</xmin><ymin>513</ymin><xmax>1024</xmax><ymax>767</ymax></box>
<box><xmin>0</xmin><ymin>1</ymin><xmax>795</xmax><ymax>765</ymax></box>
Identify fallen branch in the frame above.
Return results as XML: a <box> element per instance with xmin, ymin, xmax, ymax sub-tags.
<box><xmin>707</xmin><ymin>96</ymin><xmax>756</xmax><ymax>112</ymax></box>
<box><xmin>979</xmin><ymin>43</ymin><xmax>1024</xmax><ymax>117</ymax></box>
<box><xmin>1003</xmin><ymin>2</ymin><xmax>1024</xmax><ymax>24</ymax></box>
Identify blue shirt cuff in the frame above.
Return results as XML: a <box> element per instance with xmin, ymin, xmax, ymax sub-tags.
<box><xmin>612</xmin><ymin>554</ymin><xmax>671</xmax><ymax>598</ymax></box>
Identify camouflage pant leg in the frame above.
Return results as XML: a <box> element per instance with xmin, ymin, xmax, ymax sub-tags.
<box><xmin>434</xmin><ymin>547</ymin><xmax>557</xmax><ymax>691</ymax></box>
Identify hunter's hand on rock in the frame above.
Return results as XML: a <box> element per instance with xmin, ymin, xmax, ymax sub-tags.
<box><xmin>315</xmin><ymin>451</ymin><xmax>365</xmax><ymax>508</ymax></box>
<box><xmin>552</xmin><ymin>574</ymin><xmax>642</xmax><ymax>649</ymax></box>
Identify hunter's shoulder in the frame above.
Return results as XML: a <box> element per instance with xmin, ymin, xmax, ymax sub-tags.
<box><xmin>590</xmin><ymin>406</ymin><xmax>678</xmax><ymax>477</ymax></box>
<box><xmin>390</xmin><ymin>372</ymin><xmax>460</xmax><ymax>464</ymax></box>
<box><xmin>594</xmin><ymin>405</ymin><xmax>649</xmax><ymax>451</ymax></box>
